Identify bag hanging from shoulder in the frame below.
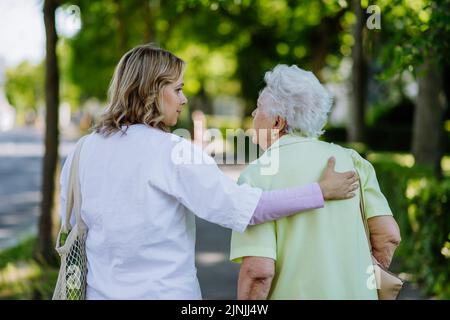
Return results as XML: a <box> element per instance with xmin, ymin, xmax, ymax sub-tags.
<box><xmin>53</xmin><ymin>137</ymin><xmax>88</xmax><ymax>300</ymax></box>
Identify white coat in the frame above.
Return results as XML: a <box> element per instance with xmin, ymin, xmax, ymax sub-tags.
<box><xmin>60</xmin><ymin>124</ymin><xmax>261</xmax><ymax>299</ymax></box>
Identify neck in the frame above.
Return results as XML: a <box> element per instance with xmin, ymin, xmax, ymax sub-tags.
<box><xmin>264</xmin><ymin>130</ymin><xmax>287</xmax><ymax>150</ymax></box>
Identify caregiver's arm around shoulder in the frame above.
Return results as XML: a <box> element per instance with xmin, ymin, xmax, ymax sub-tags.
<box><xmin>247</xmin><ymin>156</ymin><xmax>359</xmax><ymax>226</ymax></box>
<box><xmin>159</xmin><ymin>138</ymin><xmax>359</xmax><ymax>232</ymax></box>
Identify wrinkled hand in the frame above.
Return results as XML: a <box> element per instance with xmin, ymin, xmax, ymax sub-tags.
<box><xmin>319</xmin><ymin>157</ymin><xmax>359</xmax><ymax>200</ymax></box>
<box><xmin>368</xmin><ymin>216</ymin><xmax>401</xmax><ymax>269</ymax></box>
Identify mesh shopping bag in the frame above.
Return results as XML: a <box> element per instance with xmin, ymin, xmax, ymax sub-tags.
<box><xmin>53</xmin><ymin>137</ymin><xmax>88</xmax><ymax>300</ymax></box>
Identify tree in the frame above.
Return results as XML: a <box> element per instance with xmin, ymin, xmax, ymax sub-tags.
<box><xmin>372</xmin><ymin>0</ymin><xmax>450</xmax><ymax>176</ymax></box>
<box><xmin>4</xmin><ymin>62</ymin><xmax>44</xmax><ymax>123</ymax></box>
<box><xmin>412</xmin><ymin>59</ymin><xmax>445</xmax><ymax>177</ymax></box>
<box><xmin>68</xmin><ymin>0</ymin><xmax>161</xmax><ymax>101</ymax></box>
<box><xmin>178</xmin><ymin>0</ymin><xmax>347</xmax><ymax>115</ymax></box>
<box><xmin>34</xmin><ymin>0</ymin><xmax>60</xmax><ymax>266</ymax></box>
<box><xmin>64</xmin><ymin>0</ymin><xmax>352</xmax><ymax>123</ymax></box>
<box><xmin>411</xmin><ymin>1</ymin><xmax>450</xmax><ymax>177</ymax></box>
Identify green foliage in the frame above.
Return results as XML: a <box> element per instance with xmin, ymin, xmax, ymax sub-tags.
<box><xmin>208</xmin><ymin>0</ymin><xmax>347</xmax><ymax>114</ymax></box>
<box><xmin>68</xmin><ymin>0</ymin><xmax>135</xmax><ymax>100</ymax></box>
<box><xmin>58</xmin><ymin>40</ymin><xmax>82</xmax><ymax>110</ymax></box>
<box><xmin>405</xmin><ymin>177</ymin><xmax>450</xmax><ymax>298</ymax></box>
<box><xmin>5</xmin><ymin>61</ymin><xmax>44</xmax><ymax>114</ymax></box>
<box><xmin>65</xmin><ymin>0</ymin><xmax>349</xmax><ymax>115</ymax></box>
<box><xmin>372</xmin><ymin>159</ymin><xmax>450</xmax><ymax>298</ymax></box>
<box><xmin>0</xmin><ymin>236</ymin><xmax>35</xmax><ymax>269</ymax></box>
<box><xmin>65</xmin><ymin>0</ymin><xmax>204</xmax><ymax>102</ymax></box>
<box><xmin>0</xmin><ymin>237</ymin><xmax>58</xmax><ymax>300</ymax></box>
<box><xmin>373</xmin><ymin>0</ymin><xmax>450</xmax><ymax>80</ymax></box>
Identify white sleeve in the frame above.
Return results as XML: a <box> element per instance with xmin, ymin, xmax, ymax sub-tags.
<box><xmin>149</xmin><ymin>139</ymin><xmax>262</xmax><ymax>232</ymax></box>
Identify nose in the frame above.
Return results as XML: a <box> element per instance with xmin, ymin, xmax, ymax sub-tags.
<box><xmin>180</xmin><ymin>92</ymin><xmax>188</xmax><ymax>105</ymax></box>
<box><xmin>251</xmin><ymin>109</ymin><xmax>257</xmax><ymax>117</ymax></box>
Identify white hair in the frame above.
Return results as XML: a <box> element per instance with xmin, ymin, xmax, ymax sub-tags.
<box><xmin>261</xmin><ymin>64</ymin><xmax>333</xmax><ymax>138</ymax></box>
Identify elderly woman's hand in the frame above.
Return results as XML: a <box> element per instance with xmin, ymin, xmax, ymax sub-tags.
<box><xmin>368</xmin><ymin>216</ymin><xmax>401</xmax><ymax>269</ymax></box>
<box><xmin>319</xmin><ymin>157</ymin><xmax>359</xmax><ymax>200</ymax></box>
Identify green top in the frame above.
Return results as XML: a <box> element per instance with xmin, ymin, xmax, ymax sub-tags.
<box><xmin>230</xmin><ymin>134</ymin><xmax>392</xmax><ymax>300</ymax></box>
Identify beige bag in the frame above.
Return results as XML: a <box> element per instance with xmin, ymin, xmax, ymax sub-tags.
<box><xmin>357</xmin><ymin>172</ymin><xmax>404</xmax><ymax>300</ymax></box>
<box><xmin>53</xmin><ymin>137</ymin><xmax>88</xmax><ymax>300</ymax></box>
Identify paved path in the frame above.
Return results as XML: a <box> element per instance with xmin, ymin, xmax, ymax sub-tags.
<box><xmin>196</xmin><ymin>165</ymin><xmax>244</xmax><ymax>300</ymax></box>
<box><xmin>0</xmin><ymin>128</ymin><xmax>76</xmax><ymax>249</ymax></box>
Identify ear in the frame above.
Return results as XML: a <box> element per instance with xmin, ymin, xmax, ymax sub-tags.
<box><xmin>273</xmin><ymin>116</ymin><xmax>287</xmax><ymax>132</ymax></box>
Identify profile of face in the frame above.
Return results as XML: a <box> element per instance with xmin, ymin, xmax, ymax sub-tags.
<box><xmin>251</xmin><ymin>91</ymin><xmax>286</xmax><ymax>150</ymax></box>
<box><xmin>161</xmin><ymin>73</ymin><xmax>188</xmax><ymax>127</ymax></box>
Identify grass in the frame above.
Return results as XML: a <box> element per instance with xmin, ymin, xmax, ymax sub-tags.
<box><xmin>0</xmin><ymin>236</ymin><xmax>58</xmax><ymax>299</ymax></box>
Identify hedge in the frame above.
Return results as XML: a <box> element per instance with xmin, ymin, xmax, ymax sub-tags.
<box><xmin>372</xmin><ymin>160</ymin><xmax>450</xmax><ymax>299</ymax></box>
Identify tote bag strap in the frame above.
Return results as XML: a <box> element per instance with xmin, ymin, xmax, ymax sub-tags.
<box><xmin>354</xmin><ymin>167</ymin><xmax>373</xmax><ymax>253</ymax></box>
<box><xmin>64</xmin><ymin>136</ymin><xmax>88</xmax><ymax>233</ymax></box>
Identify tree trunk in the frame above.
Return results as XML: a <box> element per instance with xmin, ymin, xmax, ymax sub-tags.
<box><xmin>412</xmin><ymin>59</ymin><xmax>445</xmax><ymax>177</ymax></box>
<box><xmin>115</xmin><ymin>0</ymin><xmax>127</xmax><ymax>54</ymax></box>
<box><xmin>34</xmin><ymin>0</ymin><xmax>60</xmax><ymax>266</ymax></box>
<box><xmin>308</xmin><ymin>10</ymin><xmax>346</xmax><ymax>81</ymax></box>
<box><xmin>143</xmin><ymin>2</ymin><xmax>153</xmax><ymax>43</ymax></box>
<box><xmin>442</xmin><ymin>62</ymin><xmax>450</xmax><ymax>161</ymax></box>
<box><xmin>143</xmin><ymin>0</ymin><xmax>159</xmax><ymax>43</ymax></box>
<box><xmin>348</xmin><ymin>0</ymin><xmax>367</xmax><ymax>143</ymax></box>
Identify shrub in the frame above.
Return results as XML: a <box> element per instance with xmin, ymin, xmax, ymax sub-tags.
<box><xmin>372</xmin><ymin>160</ymin><xmax>450</xmax><ymax>299</ymax></box>
<box><xmin>0</xmin><ymin>237</ymin><xmax>58</xmax><ymax>300</ymax></box>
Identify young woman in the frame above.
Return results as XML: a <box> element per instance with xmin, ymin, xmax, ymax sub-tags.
<box><xmin>60</xmin><ymin>44</ymin><xmax>358</xmax><ymax>299</ymax></box>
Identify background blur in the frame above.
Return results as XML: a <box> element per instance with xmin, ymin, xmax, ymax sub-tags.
<box><xmin>0</xmin><ymin>0</ymin><xmax>449</xmax><ymax>299</ymax></box>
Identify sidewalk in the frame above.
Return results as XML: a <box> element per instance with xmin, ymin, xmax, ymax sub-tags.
<box><xmin>0</xmin><ymin>128</ymin><xmax>77</xmax><ymax>250</ymax></box>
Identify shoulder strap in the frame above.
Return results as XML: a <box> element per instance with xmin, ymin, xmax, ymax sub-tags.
<box><xmin>64</xmin><ymin>136</ymin><xmax>88</xmax><ymax>232</ymax></box>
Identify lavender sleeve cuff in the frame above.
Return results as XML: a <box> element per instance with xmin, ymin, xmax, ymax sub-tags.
<box><xmin>248</xmin><ymin>182</ymin><xmax>325</xmax><ymax>225</ymax></box>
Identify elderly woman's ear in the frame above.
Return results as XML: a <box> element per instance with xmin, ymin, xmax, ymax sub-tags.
<box><xmin>273</xmin><ymin>116</ymin><xmax>287</xmax><ymax>131</ymax></box>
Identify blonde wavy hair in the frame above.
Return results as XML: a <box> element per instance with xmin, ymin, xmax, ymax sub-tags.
<box><xmin>94</xmin><ymin>44</ymin><xmax>185</xmax><ymax>136</ymax></box>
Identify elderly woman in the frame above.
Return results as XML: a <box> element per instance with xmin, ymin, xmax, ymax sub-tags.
<box><xmin>230</xmin><ymin>65</ymin><xmax>401</xmax><ymax>300</ymax></box>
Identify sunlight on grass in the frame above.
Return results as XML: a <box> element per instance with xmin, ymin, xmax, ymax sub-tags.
<box><xmin>0</xmin><ymin>262</ymin><xmax>37</xmax><ymax>299</ymax></box>
<box><xmin>0</xmin><ymin>262</ymin><xmax>40</xmax><ymax>284</ymax></box>
<box><xmin>368</xmin><ymin>152</ymin><xmax>450</xmax><ymax>177</ymax></box>
<box><xmin>0</xmin><ymin>260</ymin><xmax>58</xmax><ymax>300</ymax></box>
<box><xmin>406</xmin><ymin>178</ymin><xmax>424</xmax><ymax>200</ymax></box>
<box><xmin>367</xmin><ymin>152</ymin><xmax>415</xmax><ymax>167</ymax></box>
<box><xmin>442</xmin><ymin>156</ymin><xmax>450</xmax><ymax>176</ymax></box>
<box><xmin>0</xmin><ymin>237</ymin><xmax>58</xmax><ymax>299</ymax></box>
<box><xmin>445</xmin><ymin>120</ymin><xmax>450</xmax><ymax>132</ymax></box>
